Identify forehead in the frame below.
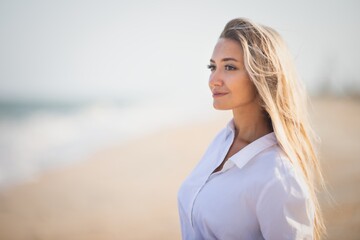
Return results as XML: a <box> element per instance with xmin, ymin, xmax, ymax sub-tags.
<box><xmin>211</xmin><ymin>38</ymin><xmax>244</xmax><ymax>61</ymax></box>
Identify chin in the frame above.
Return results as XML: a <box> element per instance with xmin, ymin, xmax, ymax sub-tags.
<box><xmin>213</xmin><ymin>103</ymin><xmax>231</xmax><ymax>110</ymax></box>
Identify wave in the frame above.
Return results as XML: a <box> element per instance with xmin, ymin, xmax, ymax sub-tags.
<box><xmin>0</xmin><ymin>97</ymin><xmax>215</xmax><ymax>189</ymax></box>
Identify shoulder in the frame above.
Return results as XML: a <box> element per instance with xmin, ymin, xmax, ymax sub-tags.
<box><xmin>249</xmin><ymin>145</ymin><xmax>306</xmax><ymax>186</ymax></box>
<box><xmin>242</xmin><ymin>145</ymin><xmax>311</xmax><ymax>204</ymax></box>
<box><xmin>251</xmin><ymin>146</ymin><xmax>315</xmax><ymax>238</ymax></box>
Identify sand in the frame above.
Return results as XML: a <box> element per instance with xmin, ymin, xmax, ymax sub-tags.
<box><xmin>310</xmin><ymin>96</ymin><xmax>360</xmax><ymax>239</ymax></box>
<box><xmin>0</xmin><ymin>96</ymin><xmax>359</xmax><ymax>240</ymax></box>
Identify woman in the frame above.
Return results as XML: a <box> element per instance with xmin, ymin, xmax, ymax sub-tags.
<box><xmin>177</xmin><ymin>18</ymin><xmax>325</xmax><ymax>240</ymax></box>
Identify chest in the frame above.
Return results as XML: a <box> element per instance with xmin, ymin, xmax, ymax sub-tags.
<box><xmin>191</xmin><ymin>168</ymin><xmax>261</xmax><ymax>237</ymax></box>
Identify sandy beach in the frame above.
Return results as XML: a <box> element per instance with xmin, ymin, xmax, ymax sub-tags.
<box><xmin>0</xmin><ymin>96</ymin><xmax>359</xmax><ymax>240</ymax></box>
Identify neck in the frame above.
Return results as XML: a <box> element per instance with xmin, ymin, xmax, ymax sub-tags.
<box><xmin>232</xmin><ymin>99</ymin><xmax>272</xmax><ymax>143</ymax></box>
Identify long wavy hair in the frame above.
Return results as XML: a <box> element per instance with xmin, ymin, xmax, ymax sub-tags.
<box><xmin>220</xmin><ymin>18</ymin><xmax>326</xmax><ymax>239</ymax></box>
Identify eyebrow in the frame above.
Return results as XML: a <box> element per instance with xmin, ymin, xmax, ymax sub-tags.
<box><xmin>210</xmin><ymin>57</ymin><xmax>239</xmax><ymax>63</ymax></box>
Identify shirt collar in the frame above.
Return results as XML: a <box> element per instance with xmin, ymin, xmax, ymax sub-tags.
<box><xmin>225</xmin><ymin>118</ymin><xmax>236</xmax><ymax>139</ymax></box>
<box><xmin>225</xmin><ymin>119</ymin><xmax>278</xmax><ymax>169</ymax></box>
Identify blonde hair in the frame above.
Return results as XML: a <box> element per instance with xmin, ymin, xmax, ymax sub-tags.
<box><xmin>220</xmin><ymin>18</ymin><xmax>326</xmax><ymax>239</ymax></box>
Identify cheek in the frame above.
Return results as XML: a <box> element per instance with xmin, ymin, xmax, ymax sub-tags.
<box><xmin>247</xmin><ymin>81</ymin><xmax>258</xmax><ymax>96</ymax></box>
<box><xmin>245</xmin><ymin>83</ymin><xmax>257</xmax><ymax>99</ymax></box>
<box><xmin>231</xmin><ymin>76</ymin><xmax>254</xmax><ymax>96</ymax></box>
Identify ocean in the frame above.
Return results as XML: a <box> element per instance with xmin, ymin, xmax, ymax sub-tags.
<box><xmin>0</xmin><ymin>95</ymin><xmax>216</xmax><ymax>190</ymax></box>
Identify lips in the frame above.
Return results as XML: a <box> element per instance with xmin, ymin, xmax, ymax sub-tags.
<box><xmin>212</xmin><ymin>91</ymin><xmax>228</xmax><ymax>98</ymax></box>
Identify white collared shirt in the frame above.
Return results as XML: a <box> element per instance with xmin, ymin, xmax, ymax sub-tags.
<box><xmin>177</xmin><ymin>119</ymin><xmax>314</xmax><ymax>240</ymax></box>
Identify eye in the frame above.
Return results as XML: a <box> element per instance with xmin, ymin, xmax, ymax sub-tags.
<box><xmin>207</xmin><ymin>64</ymin><xmax>216</xmax><ymax>71</ymax></box>
<box><xmin>225</xmin><ymin>65</ymin><xmax>237</xmax><ymax>71</ymax></box>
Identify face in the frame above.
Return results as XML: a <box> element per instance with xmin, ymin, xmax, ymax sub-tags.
<box><xmin>208</xmin><ymin>38</ymin><xmax>258</xmax><ymax>110</ymax></box>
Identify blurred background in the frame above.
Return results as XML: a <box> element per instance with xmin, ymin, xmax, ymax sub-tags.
<box><xmin>0</xmin><ymin>0</ymin><xmax>359</xmax><ymax>239</ymax></box>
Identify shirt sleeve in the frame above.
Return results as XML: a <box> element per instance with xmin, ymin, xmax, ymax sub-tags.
<box><xmin>255</xmin><ymin>174</ymin><xmax>315</xmax><ymax>240</ymax></box>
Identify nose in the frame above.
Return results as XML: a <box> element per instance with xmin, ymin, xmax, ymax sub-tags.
<box><xmin>209</xmin><ymin>70</ymin><xmax>223</xmax><ymax>89</ymax></box>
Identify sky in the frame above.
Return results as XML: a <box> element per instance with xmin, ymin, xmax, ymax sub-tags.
<box><xmin>0</xmin><ymin>0</ymin><xmax>359</xmax><ymax>102</ymax></box>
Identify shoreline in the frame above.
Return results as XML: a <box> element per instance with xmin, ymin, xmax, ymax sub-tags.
<box><xmin>0</xmin><ymin>96</ymin><xmax>359</xmax><ymax>239</ymax></box>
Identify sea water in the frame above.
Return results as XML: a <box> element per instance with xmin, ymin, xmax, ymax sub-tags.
<box><xmin>0</xmin><ymin>95</ymin><xmax>216</xmax><ymax>190</ymax></box>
